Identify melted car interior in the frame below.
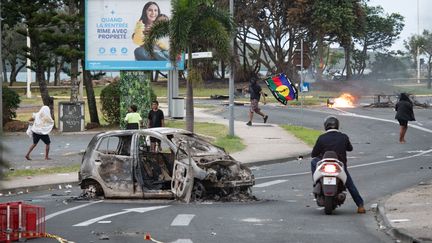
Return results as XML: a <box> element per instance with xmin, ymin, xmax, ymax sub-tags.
<box><xmin>94</xmin><ymin>134</ymin><xmax>174</xmax><ymax>192</ymax></box>
<box><xmin>136</xmin><ymin>134</ymin><xmax>174</xmax><ymax>190</ymax></box>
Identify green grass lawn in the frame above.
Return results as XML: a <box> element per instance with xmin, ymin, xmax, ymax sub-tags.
<box><xmin>6</xmin><ymin>164</ymin><xmax>81</xmax><ymax>178</ymax></box>
<box><xmin>392</xmin><ymin>83</ymin><xmax>432</xmax><ymax>95</ymax></box>
<box><xmin>280</xmin><ymin>125</ymin><xmax>322</xmax><ymax>146</ymax></box>
<box><xmin>166</xmin><ymin>120</ymin><xmax>245</xmax><ymax>153</ymax></box>
<box><xmin>17</xmin><ymin>96</ymin><xmax>110</xmax><ymax>126</ymax></box>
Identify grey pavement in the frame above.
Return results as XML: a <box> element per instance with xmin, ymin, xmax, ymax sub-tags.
<box><xmin>1</xmin><ymin>105</ymin><xmax>431</xmax><ymax>242</ymax></box>
<box><xmin>378</xmin><ymin>181</ymin><xmax>432</xmax><ymax>242</ymax></box>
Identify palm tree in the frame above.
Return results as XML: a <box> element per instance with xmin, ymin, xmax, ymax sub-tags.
<box><xmin>145</xmin><ymin>0</ymin><xmax>234</xmax><ymax>132</ymax></box>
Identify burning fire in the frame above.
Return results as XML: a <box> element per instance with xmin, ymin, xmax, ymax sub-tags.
<box><xmin>328</xmin><ymin>93</ymin><xmax>356</xmax><ymax>108</ymax></box>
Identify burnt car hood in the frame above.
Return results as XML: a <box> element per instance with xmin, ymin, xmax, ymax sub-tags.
<box><xmin>171</xmin><ymin>134</ymin><xmax>244</xmax><ymax>168</ymax></box>
<box><xmin>171</xmin><ymin>133</ymin><xmax>253</xmax><ymax>183</ymax></box>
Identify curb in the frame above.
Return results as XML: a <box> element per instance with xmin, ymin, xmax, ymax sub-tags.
<box><xmin>2</xmin><ymin>131</ymin><xmax>103</xmax><ymax>136</ymax></box>
<box><xmin>377</xmin><ymin>202</ymin><xmax>422</xmax><ymax>243</ymax></box>
<box><xmin>244</xmin><ymin>153</ymin><xmax>311</xmax><ymax>167</ymax></box>
<box><xmin>0</xmin><ymin>181</ymin><xmax>81</xmax><ymax>196</ymax></box>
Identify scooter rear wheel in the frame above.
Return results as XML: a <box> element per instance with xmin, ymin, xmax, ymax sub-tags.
<box><xmin>324</xmin><ymin>196</ymin><xmax>334</xmax><ymax>215</ymax></box>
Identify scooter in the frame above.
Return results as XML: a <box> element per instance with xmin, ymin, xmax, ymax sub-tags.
<box><xmin>312</xmin><ymin>151</ymin><xmax>347</xmax><ymax>215</ymax></box>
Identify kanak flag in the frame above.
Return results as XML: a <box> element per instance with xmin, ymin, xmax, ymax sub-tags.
<box><xmin>264</xmin><ymin>73</ymin><xmax>298</xmax><ymax>105</ymax></box>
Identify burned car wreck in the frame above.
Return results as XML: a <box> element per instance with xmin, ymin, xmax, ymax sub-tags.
<box><xmin>79</xmin><ymin>128</ymin><xmax>255</xmax><ymax>202</ymax></box>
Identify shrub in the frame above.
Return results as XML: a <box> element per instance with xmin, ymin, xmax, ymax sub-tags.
<box><xmin>100</xmin><ymin>72</ymin><xmax>157</xmax><ymax>127</ymax></box>
<box><xmin>119</xmin><ymin>72</ymin><xmax>156</xmax><ymax>128</ymax></box>
<box><xmin>100</xmin><ymin>81</ymin><xmax>121</xmax><ymax>125</ymax></box>
<box><xmin>2</xmin><ymin>86</ymin><xmax>21</xmax><ymax>125</ymax></box>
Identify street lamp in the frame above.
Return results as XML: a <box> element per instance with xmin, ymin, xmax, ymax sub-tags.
<box><xmin>228</xmin><ymin>0</ymin><xmax>234</xmax><ymax>136</ymax></box>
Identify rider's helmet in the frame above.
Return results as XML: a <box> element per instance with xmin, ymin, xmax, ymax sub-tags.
<box><xmin>324</xmin><ymin>116</ymin><xmax>339</xmax><ymax>131</ymax></box>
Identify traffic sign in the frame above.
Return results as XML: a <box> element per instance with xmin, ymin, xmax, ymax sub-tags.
<box><xmin>185</xmin><ymin>52</ymin><xmax>213</xmax><ymax>60</ymax></box>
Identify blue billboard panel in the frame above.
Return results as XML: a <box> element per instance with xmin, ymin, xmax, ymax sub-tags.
<box><xmin>85</xmin><ymin>0</ymin><xmax>184</xmax><ymax>70</ymax></box>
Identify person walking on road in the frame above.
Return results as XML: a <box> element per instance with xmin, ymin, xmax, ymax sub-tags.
<box><xmin>124</xmin><ymin>105</ymin><xmax>142</xmax><ymax>130</ymax></box>
<box><xmin>311</xmin><ymin>116</ymin><xmax>366</xmax><ymax>214</ymax></box>
<box><xmin>25</xmin><ymin>106</ymin><xmax>54</xmax><ymax>160</ymax></box>
<box><xmin>395</xmin><ymin>93</ymin><xmax>415</xmax><ymax>144</ymax></box>
<box><xmin>147</xmin><ymin>100</ymin><xmax>165</xmax><ymax>151</ymax></box>
<box><xmin>246</xmin><ymin>77</ymin><xmax>268</xmax><ymax>126</ymax></box>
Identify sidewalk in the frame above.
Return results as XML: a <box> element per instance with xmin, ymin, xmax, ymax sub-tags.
<box><xmin>193</xmin><ymin>108</ymin><xmax>311</xmax><ymax>165</ymax></box>
<box><xmin>378</xmin><ymin>181</ymin><xmax>432</xmax><ymax>242</ymax></box>
<box><xmin>1</xmin><ymin>106</ymin><xmax>431</xmax><ymax>242</ymax></box>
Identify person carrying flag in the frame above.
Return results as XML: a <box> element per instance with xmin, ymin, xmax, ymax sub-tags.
<box><xmin>246</xmin><ymin>77</ymin><xmax>268</xmax><ymax>126</ymax></box>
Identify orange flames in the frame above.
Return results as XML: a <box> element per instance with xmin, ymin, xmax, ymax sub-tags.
<box><xmin>328</xmin><ymin>93</ymin><xmax>356</xmax><ymax>108</ymax></box>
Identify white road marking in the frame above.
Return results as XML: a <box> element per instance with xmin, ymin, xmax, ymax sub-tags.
<box><xmin>390</xmin><ymin>219</ymin><xmax>411</xmax><ymax>223</ymax></box>
<box><xmin>46</xmin><ymin>200</ymin><xmax>103</xmax><ymax>221</ymax></box>
<box><xmin>97</xmin><ymin>221</ymin><xmax>111</xmax><ymax>224</ymax></box>
<box><xmin>254</xmin><ymin>179</ymin><xmax>288</xmax><ymax>187</ymax></box>
<box><xmin>255</xmin><ymin>149</ymin><xmax>432</xmax><ymax>181</ymax></box>
<box><xmin>256</xmin><ymin>173</ymin><xmax>308</xmax><ymax>180</ymax></box>
<box><xmin>74</xmin><ymin>206</ymin><xmax>169</xmax><ymax>227</ymax></box>
<box><xmin>349</xmin><ymin>149</ymin><xmax>432</xmax><ymax>169</ymax></box>
<box><xmin>246</xmin><ymin>110</ymin><xmax>432</xmax><ymax>206</ymax></box>
<box><xmin>171</xmin><ymin>214</ymin><xmax>195</xmax><ymax>226</ymax></box>
<box><xmin>332</xmin><ymin>108</ymin><xmax>432</xmax><ymax>133</ymax></box>
<box><xmin>241</xmin><ymin>218</ymin><xmax>270</xmax><ymax>223</ymax></box>
<box><xmin>171</xmin><ymin>240</ymin><xmax>194</xmax><ymax>243</ymax></box>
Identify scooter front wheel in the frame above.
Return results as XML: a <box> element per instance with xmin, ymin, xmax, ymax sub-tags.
<box><xmin>324</xmin><ymin>196</ymin><xmax>334</xmax><ymax>215</ymax></box>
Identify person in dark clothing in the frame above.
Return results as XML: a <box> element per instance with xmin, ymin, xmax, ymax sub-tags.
<box><xmin>311</xmin><ymin>116</ymin><xmax>366</xmax><ymax>214</ymax></box>
<box><xmin>147</xmin><ymin>100</ymin><xmax>165</xmax><ymax>151</ymax></box>
<box><xmin>246</xmin><ymin>77</ymin><xmax>268</xmax><ymax>126</ymax></box>
<box><xmin>395</xmin><ymin>93</ymin><xmax>415</xmax><ymax>144</ymax></box>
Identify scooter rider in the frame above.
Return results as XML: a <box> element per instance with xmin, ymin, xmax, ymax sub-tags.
<box><xmin>311</xmin><ymin>116</ymin><xmax>366</xmax><ymax>214</ymax></box>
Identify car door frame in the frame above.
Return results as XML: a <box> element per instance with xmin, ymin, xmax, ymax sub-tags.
<box><xmin>171</xmin><ymin>139</ymin><xmax>195</xmax><ymax>203</ymax></box>
<box><xmin>93</xmin><ymin>133</ymin><xmax>135</xmax><ymax>197</ymax></box>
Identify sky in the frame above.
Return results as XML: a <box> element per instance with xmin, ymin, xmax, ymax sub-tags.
<box><xmin>367</xmin><ymin>0</ymin><xmax>432</xmax><ymax>51</ymax></box>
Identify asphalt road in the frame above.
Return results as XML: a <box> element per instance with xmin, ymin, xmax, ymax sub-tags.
<box><xmin>1</xmin><ymin>103</ymin><xmax>432</xmax><ymax>242</ymax></box>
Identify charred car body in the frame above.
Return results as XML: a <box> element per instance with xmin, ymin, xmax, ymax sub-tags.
<box><xmin>79</xmin><ymin>128</ymin><xmax>255</xmax><ymax>201</ymax></box>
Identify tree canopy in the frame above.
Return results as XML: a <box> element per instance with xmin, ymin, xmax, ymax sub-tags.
<box><xmin>145</xmin><ymin>0</ymin><xmax>233</xmax><ymax>132</ymax></box>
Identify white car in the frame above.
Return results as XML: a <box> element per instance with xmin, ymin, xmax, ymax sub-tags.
<box><xmin>79</xmin><ymin>128</ymin><xmax>255</xmax><ymax>202</ymax></box>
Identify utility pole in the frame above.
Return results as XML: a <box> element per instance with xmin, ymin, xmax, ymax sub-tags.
<box><xmin>417</xmin><ymin>0</ymin><xmax>421</xmax><ymax>84</ymax></box>
<box><xmin>300</xmin><ymin>38</ymin><xmax>304</xmax><ymax>126</ymax></box>
<box><xmin>0</xmin><ymin>2</ymin><xmax>3</xmax><ymax>134</ymax></box>
<box><xmin>228</xmin><ymin>0</ymin><xmax>235</xmax><ymax>136</ymax></box>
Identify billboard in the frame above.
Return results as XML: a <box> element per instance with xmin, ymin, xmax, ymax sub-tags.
<box><xmin>85</xmin><ymin>0</ymin><xmax>184</xmax><ymax>70</ymax></box>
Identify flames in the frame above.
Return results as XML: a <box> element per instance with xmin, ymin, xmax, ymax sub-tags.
<box><xmin>327</xmin><ymin>93</ymin><xmax>356</xmax><ymax>108</ymax></box>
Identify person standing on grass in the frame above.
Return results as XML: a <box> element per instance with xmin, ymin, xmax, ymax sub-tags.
<box><xmin>25</xmin><ymin>106</ymin><xmax>54</xmax><ymax>160</ymax></box>
<box><xmin>147</xmin><ymin>100</ymin><xmax>165</xmax><ymax>151</ymax></box>
<box><xmin>246</xmin><ymin>77</ymin><xmax>268</xmax><ymax>126</ymax></box>
<box><xmin>124</xmin><ymin>105</ymin><xmax>142</xmax><ymax>130</ymax></box>
<box><xmin>395</xmin><ymin>93</ymin><xmax>415</xmax><ymax>143</ymax></box>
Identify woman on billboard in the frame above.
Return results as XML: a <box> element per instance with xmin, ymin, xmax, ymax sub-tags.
<box><xmin>132</xmin><ymin>1</ymin><xmax>169</xmax><ymax>61</ymax></box>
